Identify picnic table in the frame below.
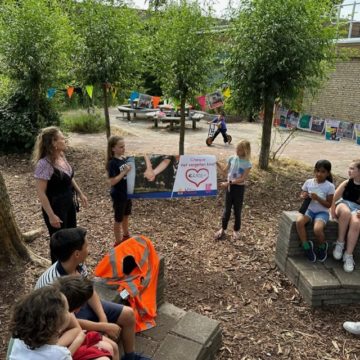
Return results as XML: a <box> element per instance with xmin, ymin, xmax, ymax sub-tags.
<box><xmin>156</xmin><ymin>115</ymin><xmax>200</xmax><ymax>130</ymax></box>
<box><xmin>117</xmin><ymin>105</ymin><xmax>158</xmax><ymax>121</ymax></box>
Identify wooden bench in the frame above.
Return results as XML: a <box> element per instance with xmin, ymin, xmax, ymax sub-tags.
<box><xmin>275</xmin><ymin>211</ymin><xmax>360</xmax><ymax>306</ymax></box>
<box><xmin>157</xmin><ymin>116</ymin><xmax>199</xmax><ymax>130</ymax></box>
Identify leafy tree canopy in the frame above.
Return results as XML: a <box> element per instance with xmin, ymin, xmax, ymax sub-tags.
<box><xmin>226</xmin><ymin>0</ymin><xmax>337</xmax><ymax>114</ymax></box>
<box><xmin>72</xmin><ymin>0</ymin><xmax>141</xmax><ymax>88</ymax></box>
<box><xmin>0</xmin><ymin>0</ymin><xmax>73</xmax><ymax>90</ymax></box>
<box><xmin>153</xmin><ymin>0</ymin><xmax>216</xmax><ymax>101</ymax></box>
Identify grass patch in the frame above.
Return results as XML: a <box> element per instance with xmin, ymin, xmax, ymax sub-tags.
<box><xmin>61</xmin><ymin>110</ymin><xmax>105</xmax><ymax>133</ymax></box>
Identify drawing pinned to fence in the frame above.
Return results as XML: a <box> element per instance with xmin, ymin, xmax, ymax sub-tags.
<box><xmin>325</xmin><ymin>119</ymin><xmax>340</xmax><ymax>141</ymax></box>
<box><xmin>310</xmin><ymin>117</ymin><xmax>325</xmax><ymax>133</ymax></box>
<box><xmin>355</xmin><ymin>124</ymin><xmax>360</xmax><ymax>145</ymax></box>
<box><xmin>298</xmin><ymin>114</ymin><xmax>312</xmax><ymax>131</ymax></box>
<box><xmin>338</xmin><ymin>121</ymin><xmax>354</xmax><ymax>139</ymax></box>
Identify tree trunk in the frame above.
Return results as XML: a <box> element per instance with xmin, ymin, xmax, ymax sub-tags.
<box><xmin>0</xmin><ymin>172</ymin><xmax>50</xmax><ymax>269</ymax></box>
<box><xmin>179</xmin><ymin>96</ymin><xmax>186</xmax><ymax>155</ymax></box>
<box><xmin>258</xmin><ymin>95</ymin><xmax>275</xmax><ymax>170</ymax></box>
<box><xmin>103</xmin><ymin>84</ymin><xmax>111</xmax><ymax>139</ymax></box>
<box><xmin>0</xmin><ymin>171</ymin><xmax>31</xmax><ymax>267</ymax></box>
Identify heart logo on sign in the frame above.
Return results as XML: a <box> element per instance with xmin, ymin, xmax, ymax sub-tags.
<box><xmin>185</xmin><ymin>168</ymin><xmax>209</xmax><ymax>187</ymax></box>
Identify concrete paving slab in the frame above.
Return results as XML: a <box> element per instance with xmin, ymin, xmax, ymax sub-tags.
<box><xmin>154</xmin><ymin>334</ymin><xmax>203</xmax><ymax>360</ymax></box>
<box><xmin>135</xmin><ymin>335</ymin><xmax>159</xmax><ymax>357</ymax></box>
<box><xmin>171</xmin><ymin>311</ymin><xmax>221</xmax><ymax>346</ymax></box>
<box><xmin>142</xmin><ymin>312</ymin><xmax>180</xmax><ymax>342</ymax></box>
<box><xmin>158</xmin><ymin>302</ymin><xmax>187</xmax><ymax>320</ymax></box>
<box><xmin>299</xmin><ymin>269</ymin><xmax>340</xmax><ymax>290</ymax></box>
<box><xmin>333</xmin><ymin>268</ymin><xmax>360</xmax><ymax>288</ymax></box>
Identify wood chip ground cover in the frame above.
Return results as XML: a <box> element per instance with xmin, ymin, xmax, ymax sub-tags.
<box><xmin>1</xmin><ymin>149</ymin><xmax>360</xmax><ymax>359</ymax></box>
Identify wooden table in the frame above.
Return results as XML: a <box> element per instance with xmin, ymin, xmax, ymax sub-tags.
<box><xmin>117</xmin><ymin>106</ymin><xmax>158</xmax><ymax>122</ymax></box>
<box><xmin>158</xmin><ymin>116</ymin><xmax>198</xmax><ymax>130</ymax></box>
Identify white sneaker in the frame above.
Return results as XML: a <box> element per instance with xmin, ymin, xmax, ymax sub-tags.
<box><xmin>333</xmin><ymin>241</ymin><xmax>345</xmax><ymax>260</ymax></box>
<box><xmin>343</xmin><ymin>321</ymin><xmax>360</xmax><ymax>335</ymax></box>
<box><xmin>214</xmin><ymin>229</ymin><xmax>225</xmax><ymax>240</ymax></box>
<box><xmin>343</xmin><ymin>253</ymin><xmax>355</xmax><ymax>273</ymax></box>
<box><xmin>232</xmin><ymin>231</ymin><xmax>240</xmax><ymax>240</ymax></box>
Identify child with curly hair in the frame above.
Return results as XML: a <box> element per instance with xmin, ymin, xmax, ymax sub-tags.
<box><xmin>8</xmin><ymin>286</ymin><xmax>73</xmax><ymax>359</ymax></box>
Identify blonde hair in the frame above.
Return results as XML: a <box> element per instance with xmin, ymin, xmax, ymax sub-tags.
<box><xmin>237</xmin><ymin>139</ymin><xmax>251</xmax><ymax>160</ymax></box>
<box><xmin>32</xmin><ymin>126</ymin><xmax>61</xmax><ymax>165</ymax></box>
<box><xmin>106</xmin><ymin>135</ymin><xmax>124</xmax><ymax>170</ymax></box>
<box><xmin>352</xmin><ymin>159</ymin><xmax>360</xmax><ymax>170</ymax></box>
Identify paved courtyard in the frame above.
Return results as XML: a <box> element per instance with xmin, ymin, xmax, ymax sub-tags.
<box><xmin>69</xmin><ymin>108</ymin><xmax>359</xmax><ymax>179</ymax></box>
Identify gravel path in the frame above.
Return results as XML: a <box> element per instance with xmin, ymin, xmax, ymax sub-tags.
<box><xmin>69</xmin><ymin>107</ymin><xmax>357</xmax><ymax>178</ymax></box>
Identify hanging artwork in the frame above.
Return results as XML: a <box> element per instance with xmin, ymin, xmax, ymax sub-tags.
<box><xmin>298</xmin><ymin>114</ymin><xmax>312</xmax><ymax>131</ymax></box>
<box><xmin>337</xmin><ymin>121</ymin><xmax>354</xmax><ymax>139</ymax></box>
<box><xmin>325</xmin><ymin>119</ymin><xmax>340</xmax><ymax>141</ymax></box>
<box><xmin>310</xmin><ymin>116</ymin><xmax>325</xmax><ymax>133</ymax></box>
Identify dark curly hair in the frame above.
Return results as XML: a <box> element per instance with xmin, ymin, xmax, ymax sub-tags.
<box><xmin>9</xmin><ymin>286</ymin><xmax>67</xmax><ymax>350</ymax></box>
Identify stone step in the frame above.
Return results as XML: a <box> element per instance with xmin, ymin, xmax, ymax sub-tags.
<box><xmin>94</xmin><ymin>255</ymin><xmax>222</xmax><ymax>359</ymax></box>
<box><xmin>276</xmin><ymin>211</ymin><xmax>360</xmax><ymax>306</ymax></box>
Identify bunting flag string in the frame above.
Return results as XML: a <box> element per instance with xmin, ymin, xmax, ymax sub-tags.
<box><xmin>111</xmin><ymin>86</ymin><xmax>118</xmax><ymax>100</ymax></box>
<box><xmin>196</xmin><ymin>95</ymin><xmax>206</xmax><ymax>111</ymax></box>
<box><xmin>47</xmin><ymin>88</ymin><xmax>56</xmax><ymax>99</ymax></box>
<box><xmin>222</xmin><ymin>87</ymin><xmax>231</xmax><ymax>98</ymax></box>
<box><xmin>67</xmin><ymin>86</ymin><xmax>74</xmax><ymax>99</ymax></box>
<box><xmin>86</xmin><ymin>85</ymin><xmax>94</xmax><ymax>99</ymax></box>
<box><xmin>152</xmin><ymin>96</ymin><xmax>161</xmax><ymax>108</ymax></box>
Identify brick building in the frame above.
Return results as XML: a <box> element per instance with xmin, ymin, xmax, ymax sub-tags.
<box><xmin>303</xmin><ymin>7</ymin><xmax>360</xmax><ymax>123</ymax></box>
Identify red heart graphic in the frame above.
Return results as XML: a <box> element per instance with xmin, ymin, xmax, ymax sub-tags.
<box><xmin>185</xmin><ymin>168</ymin><xmax>209</xmax><ymax>187</ymax></box>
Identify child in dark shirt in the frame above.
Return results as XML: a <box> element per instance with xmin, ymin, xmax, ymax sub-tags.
<box><xmin>106</xmin><ymin>136</ymin><xmax>132</xmax><ymax>246</ymax></box>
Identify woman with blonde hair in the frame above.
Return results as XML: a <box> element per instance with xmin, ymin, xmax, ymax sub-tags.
<box><xmin>32</xmin><ymin>126</ymin><xmax>88</xmax><ymax>261</ymax></box>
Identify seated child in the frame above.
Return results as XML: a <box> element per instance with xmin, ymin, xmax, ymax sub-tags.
<box><xmin>54</xmin><ymin>275</ymin><xmax>119</xmax><ymax>360</ymax></box>
<box><xmin>8</xmin><ymin>286</ymin><xmax>73</xmax><ymax>359</ymax></box>
<box><xmin>296</xmin><ymin>160</ymin><xmax>334</xmax><ymax>262</ymax></box>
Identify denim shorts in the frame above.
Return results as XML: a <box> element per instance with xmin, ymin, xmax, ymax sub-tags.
<box><xmin>336</xmin><ymin>199</ymin><xmax>360</xmax><ymax>214</ymax></box>
<box><xmin>304</xmin><ymin>209</ymin><xmax>329</xmax><ymax>224</ymax></box>
<box><xmin>76</xmin><ymin>299</ymin><xmax>123</xmax><ymax>323</ymax></box>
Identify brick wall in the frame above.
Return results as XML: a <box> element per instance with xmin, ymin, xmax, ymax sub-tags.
<box><xmin>303</xmin><ymin>55</ymin><xmax>360</xmax><ymax>123</ymax></box>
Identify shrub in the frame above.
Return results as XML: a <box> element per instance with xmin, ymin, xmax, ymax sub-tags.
<box><xmin>61</xmin><ymin>112</ymin><xmax>105</xmax><ymax>133</ymax></box>
<box><xmin>0</xmin><ymin>88</ymin><xmax>59</xmax><ymax>153</ymax></box>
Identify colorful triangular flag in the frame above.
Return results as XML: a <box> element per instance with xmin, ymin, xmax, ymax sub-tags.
<box><xmin>85</xmin><ymin>85</ymin><xmax>94</xmax><ymax>99</ymax></box>
<box><xmin>67</xmin><ymin>86</ymin><xmax>74</xmax><ymax>98</ymax></box>
<box><xmin>47</xmin><ymin>88</ymin><xmax>56</xmax><ymax>99</ymax></box>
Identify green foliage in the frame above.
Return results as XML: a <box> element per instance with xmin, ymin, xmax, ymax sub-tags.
<box><xmin>153</xmin><ymin>1</ymin><xmax>216</xmax><ymax>101</ymax></box>
<box><xmin>0</xmin><ymin>0</ymin><xmax>73</xmax><ymax>90</ymax></box>
<box><xmin>72</xmin><ymin>1</ymin><xmax>141</xmax><ymax>89</ymax></box>
<box><xmin>61</xmin><ymin>111</ymin><xmax>105</xmax><ymax>133</ymax></box>
<box><xmin>226</xmin><ymin>0</ymin><xmax>337</xmax><ymax>114</ymax></box>
<box><xmin>0</xmin><ymin>0</ymin><xmax>73</xmax><ymax>152</ymax></box>
<box><xmin>0</xmin><ymin>88</ymin><xmax>59</xmax><ymax>152</ymax></box>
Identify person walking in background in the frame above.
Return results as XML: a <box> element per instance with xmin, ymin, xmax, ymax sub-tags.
<box><xmin>296</xmin><ymin>160</ymin><xmax>335</xmax><ymax>263</ymax></box>
<box><xmin>208</xmin><ymin>110</ymin><xmax>228</xmax><ymax>144</ymax></box>
<box><xmin>215</xmin><ymin>139</ymin><xmax>252</xmax><ymax>241</ymax></box>
<box><xmin>332</xmin><ymin>159</ymin><xmax>360</xmax><ymax>272</ymax></box>
<box><xmin>32</xmin><ymin>126</ymin><xmax>88</xmax><ymax>262</ymax></box>
<box><xmin>106</xmin><ymin>135</ymin><xmax>132</xmax><ymax>246</ymax></box>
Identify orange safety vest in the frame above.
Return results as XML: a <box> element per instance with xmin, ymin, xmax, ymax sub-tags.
<box><xmin>94</xmin><ymin>235</ymin><xmax>159</xmax><ymax>332</ymax></box>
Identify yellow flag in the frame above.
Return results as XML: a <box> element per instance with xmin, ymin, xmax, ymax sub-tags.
<box><xmin>223</xmin><ymin>87</ymin><xmax>231</xmax><ymax>98</ymax></box>
<box><xmin>111</xmin><ymin>86</ymin><xmax>118</xmax><ymax>99</ymax></box>
<box><xmin>86</xmin><ymin>85</ymin><xmax>94</xmax><ymax>99</ymax></box>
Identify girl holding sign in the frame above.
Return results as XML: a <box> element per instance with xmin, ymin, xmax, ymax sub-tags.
<box><xmin>215</xmin><ymin>140</ymin><xmax>252</xmax><ymax>241</ymax></box>
<box><xmin>106</xmin><ymin>136</ymin><xmax>132</xmax><ymax>246</ymax></box>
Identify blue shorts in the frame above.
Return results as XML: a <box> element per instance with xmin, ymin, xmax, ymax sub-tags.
<box><xmin>304</xmin><ymin>209</ymin><xmax>329</xmax><ymax>224</ymax></box>
<box><xmin>76</xmin><ymin>299</ymin><xmax>123</xmax><ymax>323</ymax></box>
<box><xmin>336</xmin><ymin>199</ymin><xmax>360</xmax><ymax>214</ymax></box>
